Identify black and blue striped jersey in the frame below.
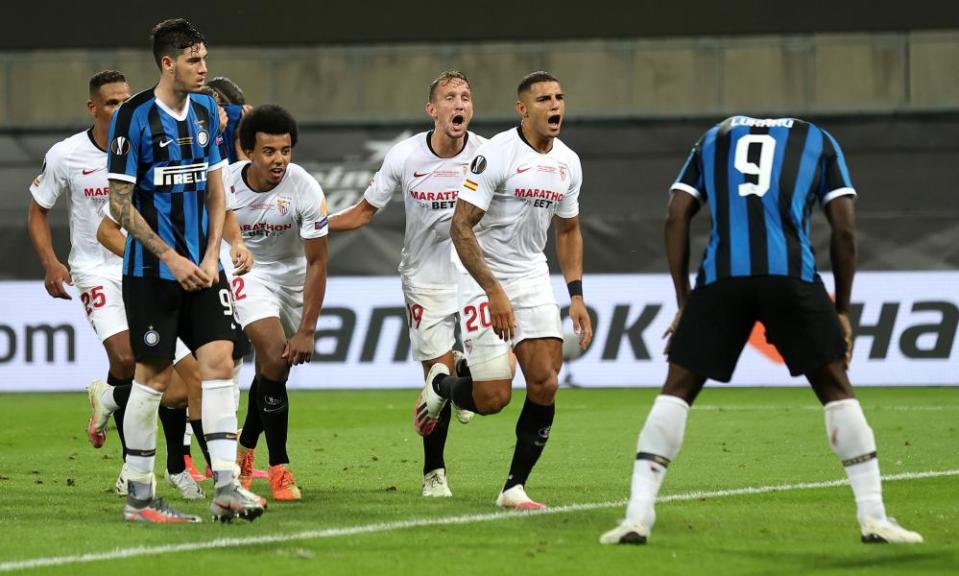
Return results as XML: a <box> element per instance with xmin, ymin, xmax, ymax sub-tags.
<box><xmin>107</xmin><ymin>88</ymin><xmax>227</xmax><ymax>281</ymax></box>
<box><xmin>672</xmin><ymin>116</ymin><xmax>856</xmax><ymax>287</ymax></box>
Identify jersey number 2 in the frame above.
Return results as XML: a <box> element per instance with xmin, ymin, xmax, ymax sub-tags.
<box><xmin>734</xmin><ymin>135</ymin><xmax>776</xmax><ymax>198</ymax></box>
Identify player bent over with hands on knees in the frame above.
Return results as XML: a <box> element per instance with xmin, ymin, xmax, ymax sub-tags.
<box><xmin>415</xmin><ymin>71</ymin><xmax>592</xmax><ymax>510</ymax></box>
<box><xmin>330</xmin><ymin>70</ymin><xmax>483</xmax><ymax>498</ymax></box>
<box><xmin>600</xmin><ymin>115</ymin><xmax>922</xmax><ymax>545</ymax></box>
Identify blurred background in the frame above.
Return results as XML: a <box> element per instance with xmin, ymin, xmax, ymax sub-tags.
<box><xmin>0</xmin><ymin>1</ymin><xmax>956</xmax><ymax>388</ymax></box>
<box><xmin>2</xmin><ymin>0</ymin><xmax>957</xmax><ymax>278</ymax></box>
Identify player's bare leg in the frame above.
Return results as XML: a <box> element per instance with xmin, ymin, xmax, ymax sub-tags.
<box><xmin>243</xmin><ymin>318</ymin><xmax>300</xmax><ymax>501</ymax></box>
<box><xmin>809</xmin><ymin>360</ymin><xmax>922</xmax><ymax>543</ymax></box>
<box><xmin>491</xmin><ymin>337</ymin><xmax>561</xmax><ymax>510</ymax></box>
<box><xmin>601</xmin><ymin>363</ymin><xmax>704</xmax><ymax>544</ymax></box>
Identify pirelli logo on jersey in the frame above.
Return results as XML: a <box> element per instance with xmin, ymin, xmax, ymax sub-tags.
<box><xmin>153</xmin><ymin>162</ymin><xmax>209</xmax><ymax>187</ymax></box>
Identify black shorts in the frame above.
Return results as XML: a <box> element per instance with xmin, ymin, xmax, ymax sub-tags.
<box><xmin>667</xmin><ymin>276</ymin><xmax>846</xmax><ymax>382</ymax></box>
<box><xmin>123</xmin><ymin>271</ymin><xmax>238</xmax><ymax>363</ymax></box>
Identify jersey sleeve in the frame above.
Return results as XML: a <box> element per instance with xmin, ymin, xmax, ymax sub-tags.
<box><xmin>363</xmin><ymin>145</ymin><xmax>403</xmax><ymax>209</ymax></box>
<box><xmin>670</xmin><ymin>139</ymin><xmax>705</xmax><ymax>202</ymax></box>
<box><xmin>29</xmin><ymin>142</ymin><xmax>69</xmax><ymax>209</ymax></box>
<box><xmin>555</xmin><ymin>153</ymin><xmax>581</xmax><ymax>219</ymax></box>
<box><xmin>107</xmin><ymin>104</ymin><xmax>142</xmax><ymax>184</ymax></box>
<box><xmin>98</xmin><ymin>199</ymin><xmax>118</xmax><ymax>225</ymax></box>
<box><xmin>224</xmin><ymin>164</ymin><xmax>242</xmax><ymax>211</ymax></box>
<box><xmin>297</xmin><ymin>169</ymin><xmax>329</xmax><ymax>239</ymax></box>
<box><xmin>820</xmin><ymin>129</ymin><xmax>856</xmax><ymax>205</ymax></box>
<box><xmin>459</xmin><ymin>143</ymin><xmax>507</xmax><ymax>212</ymax></box>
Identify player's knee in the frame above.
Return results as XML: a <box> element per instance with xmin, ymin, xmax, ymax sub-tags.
<box><xmin>161</xmin><ymin>387</ymin><xmax>188</xmax><ymax>409</ymax></box>
<box><xmin>198</xmin><ymin>355</ymin><xmax>235</xmax><ymax>381</ymax></box>
<box><xmin>258</xmin><ymin>344</ymin><xmax>289</xmax><ymax>381</ymax></box>
<box><xmin>474</xmin><ymin>384</ymin><xmax>511</xmax><ymax>414</ymax></box>
<box><xmin>109</xmin><ymin>350</ymin><xmax>136</xmax><ymax>379</ymax></box>
<box><xmin>526</xmin><ymin>371</ymin><xmax>559</xmax><ymax>404</ymax></box>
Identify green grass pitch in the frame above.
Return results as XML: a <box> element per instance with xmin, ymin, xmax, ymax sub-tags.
<box><xmin>0</xmin><ymin>387</ymin><xmax>956</xmax><ymax>575</ymax></box>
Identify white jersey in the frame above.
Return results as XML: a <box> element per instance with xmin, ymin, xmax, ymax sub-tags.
<box><xmin>226</xmin><ymin>161</ymin><xmax>329</xmax><ymax>284</ymax></box>
<box><xmin>456</xmin><ymin>127</ymin><xmax>582</xmax><ymax>279</ymax></box>
<box><xmin>364</xmin><ymin>131</ymin><xmax>487</xmax><ymax>288</ymax></box>
<box><xmin>29</xmin><ymin>130</ymin><xmax>122</xmax><ymax>282</ymax></box>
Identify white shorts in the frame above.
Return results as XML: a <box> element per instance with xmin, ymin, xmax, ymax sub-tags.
<box><xmin>402</xmin><ymin>283</ymin><xmax>457</xmax><ymax>361</ymax></box>
<box><xmin>75</xmin><ymin>275</ymin><xmax>127</xmax><ymax>342</ymax></box>
<box><xmin>457</xmin><ymin>271</ymin><xmax>561</xmax><ymax>379</ymax></box>
<box><xmin>76</xmin><ymin>274</ymin><xmax>191</xmax><ymax>363</ymax></box>
<box><xmin>231</xmin><ymin>271</ymin><xmax>302</xmax><ymax>337</ymax></box>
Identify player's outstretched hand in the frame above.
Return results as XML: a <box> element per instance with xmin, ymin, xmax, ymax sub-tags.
<box><xmin>662</xmin><ymin>309</ymin><xmax>682</xmax><ymax>354</ymax></box>
<box><xmin>44</xmin><ymin>261</ymin><xmax>73</xmax><ymax>300</ymax></box>
<box><xmin>166</xmin><ymin>253</ymin><xmax>211</xmax><ymax>291</ymax></box>
<box><xmin>487</xmin><ymin>285</ymin><xmax>515</xmax><ymax>343</ymax></box>
<box><xmin>282</xmin><ymin>331</ymin><xmax>314</xmax><ymax>365</ymax></box>
<box><xmin>837</xmin><ymin>311</ymin><xmax>853</xmax><ymax>369</ymax></box>
<box><xmin>569</xmin><ymin>297</ymin><xmax>592</xmax><ymax>350</ymax></box>
<box><xmin>231</xmin><ymin>241</ymin><xmax>253</xmax><ymax>276</ymax></box>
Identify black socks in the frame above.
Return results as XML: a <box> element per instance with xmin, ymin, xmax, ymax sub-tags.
<box><xmin>257</xmin><ymin>375</ymin><xmax>290</xmax><ymax>466</ymax></box>
<box><xmin>504</xmin><ymin>397</ymin><xmax>555</xmax><ymax>492</ymax></box>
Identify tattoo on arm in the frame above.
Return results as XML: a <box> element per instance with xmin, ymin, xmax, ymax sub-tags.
<box><xmin>109</xmin><ymin>180</ymin><xmax>171</xmax><ymax>259</ymax></box>
<box><xmin>450</xmin><ymin>201</ymin><xmax>498</xmax><ymax>292</ymax></box>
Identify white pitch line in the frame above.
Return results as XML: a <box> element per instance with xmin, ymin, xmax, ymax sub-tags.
<box><xmin>1</xmin><ymin>468</ymin><xmax>955</xmax><ymax>573</ymax></box>
<box><xmin>691</xmin><ymin>405</ymin><xmax>958</xmax><ymax>412</ymax></box>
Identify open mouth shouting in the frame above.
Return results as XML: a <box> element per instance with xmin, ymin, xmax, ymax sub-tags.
<box><xmin>547</xmin><ymin>114</ymin><xmax>562</xmax><ymax>130</ymax></box>
<box><xmin>450</xmin><ymin>114</ymin><xmax>466</xmax><ymax>130</ymax></box>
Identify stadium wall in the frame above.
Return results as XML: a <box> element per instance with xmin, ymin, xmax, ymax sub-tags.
<box><xmin>0</xmin><ymin>272</ymin><xmax>955</xmax><ymax>391</ymax></box>
<box><xmin>1</xmin><ymin>31</ymin><xmax>959</xmax><ymax>128</ymax></box>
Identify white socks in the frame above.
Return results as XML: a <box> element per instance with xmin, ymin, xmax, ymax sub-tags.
<box><xmin>626</xmin><ymin>395</ymin><xmax>690</xmax><ymax>528</ymax></box>
<box><xmin>824</xmin><ymin>398</ymin><xmax>887</xmax><ymax>525</ymax></box>
<box><xmin>202</xmin><ymin>379</ymin><xmax>238</xmax><ymax>488</ymax></box>
<box><xmin>123</xmin><ymin>382</ymin><xmax>162</xmax><ymax>479</ymax></box>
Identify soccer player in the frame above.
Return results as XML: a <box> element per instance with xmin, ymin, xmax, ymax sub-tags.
<box><xmin>106</xmin><ymin>18</ymin><xmax>264</xmax><ymax>522</ymax></box>
<box><xmin>26</xmin><ymin>70</ymin><xmax>203</xmax><ymax>500</ymax></box>
<box><xmin>93</xmin><ymin>202</ymin><xmax>252</xmax><ymax>500</ymax></box>
<box><xmin>600</xmin><ymin>115</ymin><xmax>923</xmax><ymax>545</ymax></box>
<box><xmin>416</xmin><ymin>71</ymin><xmax>593</xmax><ymax>510</ymax></box>
<box><xmin>330</xmin><ymin>70</ymin><xmax>482</xmax><ymax>497</ymax></box>
<box><xmin>227</xmin><ymin>105</ymin><xmax>329</xmax><ymax>501</ymax></box>
<box><xmin>206</xmin><ymin>76</ymin><xmax>251</xmax><ymax>163</ymax></box>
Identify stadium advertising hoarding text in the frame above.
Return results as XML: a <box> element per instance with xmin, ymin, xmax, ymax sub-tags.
<box><xmin>0</xmin><ymin>271</ymin><xmax>955</xmax><ymax>391</ymax></box>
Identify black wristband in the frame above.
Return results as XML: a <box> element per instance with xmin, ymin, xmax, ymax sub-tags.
<box><xmin>567</xmin><ymin>279</ymin><xmax>583</xmax><ymax>298</ymax></box>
